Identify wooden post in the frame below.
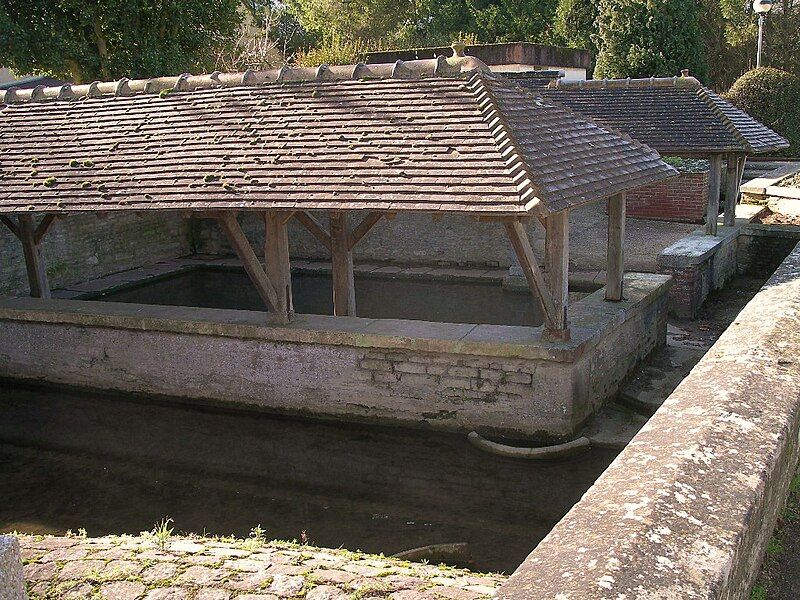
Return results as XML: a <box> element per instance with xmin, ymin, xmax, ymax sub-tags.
<box><xmin>705</xmin><ymin>154</ymin><xmax>723</xmax><ymax>235</ymax></box>
<box><xmin>544</xmin><ymin>211</ymin><xmax>569</xmax><ymax>334</ymax></box>
<box><xmin>264</xmin><ymin>212</ymin><xmax>293</xmax><ymax>324</ymax></box>
<box><xmin>17</xmin><ymin>215</ymin><xmax>51</xmax><ymax>299</ymax></box>
<box><xmin>724</xmin><ymin>154</ymin><xmax>741</xmax><ymax>227</ymax></box>
<box><xmin>606</xmin><ymin>193</ymin><xmax>626</xmax><ymax>302</ymax></box>
<box><xmin>503</xmin><ymin>219</ymin><xmax>562</xmax><ymax>339</ymax></box>
<box><xmin>329</xmin><ymin>212</ymin><xmax>356</xmax><ymax>316</ymax></box>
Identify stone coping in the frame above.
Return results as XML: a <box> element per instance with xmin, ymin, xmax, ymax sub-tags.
<box><xmin>17</xmin><ymin>533</ymin><xmax>506</xmax><ymax>599</ymax></box>
<box><xmin>0</xmin><ymin>273</ymin><xmax>669</xmax><ymax>363</ymax></box>
<box><xmin>657</xmin><ymin>225</ymin><xmax>739</xmax><ymax>267</ymax></box>
<box><xmin>742</xmin><ymin>162</ymin><xmax>800</xmax><ymax>201</ymax></box>
<box><xmin>498</xmin><ymin>241</ymin><xmax>800</xmax><ymax>599</ymax></box>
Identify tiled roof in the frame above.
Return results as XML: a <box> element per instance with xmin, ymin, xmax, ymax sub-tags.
<box><xmin>0</xmin><ymin>60</ymin><xmax>675</xmax><ymax>216</ymax></box>
<box><xmin>528</xmin><ymin>76</ymin><xmax>789</xmax><ymax>156</ymax></box>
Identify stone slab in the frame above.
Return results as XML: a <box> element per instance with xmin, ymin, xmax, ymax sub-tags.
<box><xmin>657</xmin><ymin>226</ymin><xmax>739</xmax><ymax>268</ymax></box>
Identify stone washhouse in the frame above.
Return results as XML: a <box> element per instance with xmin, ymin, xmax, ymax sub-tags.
<box><xmin>0</xmin><ymin>54</ymin><xmax>677</xmax><ymax>440</ymax></box>
<box><xmin>523</xmin><ymin>74</ymin><xmax>790</xmax><ymax>233</ymax></box>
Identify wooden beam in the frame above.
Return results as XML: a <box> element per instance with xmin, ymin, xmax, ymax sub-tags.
<box><xmin>544</xmin><ymin>211</ymin><xmax>570</xmax><ymax>334</ymax></box>
<box><xmin>605</xmin><ymin>193</ymin><xmax>626</xmax><ymax>302</ymax></box>
<box><xmin>705</xmin><ymin>154</ymin><xmax>723</xmax><ymax>235</ymax></box>
<box><xmin>503</xmin><ymin>219</ymin><xmax>559</xmax><ymax>334</ymax></box>
<box><xmin>724</xmin><ymin>154</ymin><xmax>741</xmax><ymax>227</ymax></box>
<box><xmin>34</xmin><ymin>214</ymin><xmax>57</xmax><ymax>245</ymax></box>
<box><xmin>215</xmin><ymin>211</ymin><xmax>280</xmax><ymax>315</ymax></box>
<box><xmin>348</xmin><ymin>212</ymin><xmax>383</xmax><ymax>251</ymax></box>
<box><xmin>0</xmin><ymin>215</ymin><xmax>20</xmax><ymax>239</ymax></box>
<box><xmin>17</xmin><ymin>215</ymin><xmax>51</xmax><ymax>299</ymax></box>
<box><xmin>264</xmin><ymin>212</ymin><xmax>293</xmax><ymax>324</ymax></box>
<box><xmin>294</xmin><ymin>211</ymin><xmax>332</xmax><ymax>252</ymax></box>
<box><xmin>329</xmin><ymin>212</ymin><xmax>356</xmax><ymax>316</ymax></box>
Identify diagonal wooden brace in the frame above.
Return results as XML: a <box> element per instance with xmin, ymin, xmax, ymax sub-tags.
<box><xmin>294</xmin><ymin>211</ymin><xmax>332</xmax><ymax>251</ymax></box>
<box><xmin>504</xmin><ymin>219</ymin><xmax>560</xmax><ymax>335</ymax></box>
<box><xmin>216</xmin><ymin>211</ymin><xmax>283</xmax><ymax>320</ymax></box>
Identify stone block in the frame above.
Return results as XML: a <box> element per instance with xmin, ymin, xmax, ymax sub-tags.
<box><xmin>0</xmin><ymin>536</ymin><xmax>25</xmax><ymax>600</ymax></box>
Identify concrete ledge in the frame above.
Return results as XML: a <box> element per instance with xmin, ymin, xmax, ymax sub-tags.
<box><xmin>0</xmin><ymin>274</ymin><xmax>670</xmax><ymax>440</ymax></box>
<box><xmin>498</xmin><ymin>241</ymin><xmax>800</xmax><ymax>599</ymax></box>
<box><xmin>657</xmin><ymin>226</ymin><xmax>739</xmax><ymax>318</ymax></box>
<box><xmin>0</xmin><ymin>535</ymin><xmax>25</xmax><ymax>600</ymax></box>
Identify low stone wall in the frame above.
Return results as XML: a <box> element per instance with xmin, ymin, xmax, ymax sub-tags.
<box><xmin>498</xmin><ymin>241</ymin><xmax>800</xmax><ymax>600</ymax></box>
<box><xmin>656</xmin><ymin>226</ymin><xmax>739</xmax><ymax>318</ymax></box>
<box><xmin>0</xmin><ymin>273</ymin><xmax>670</xmax><ymax>441</ymax></box>
<box><xmin>738</xmin><ymin>223</ymin><xmax>800</xmax><ymax>276</ymax></box>
<box><xmin>626</xmin><ymin>171</ymin><xmax>709</xmax><ymax>223</ymax></box>
<box><xmin>1</xmin><ymin>213</ymin><xmax>191</xmax><ymax>297</ymax></box>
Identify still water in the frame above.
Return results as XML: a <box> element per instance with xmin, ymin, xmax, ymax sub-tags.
<box><xmin>86</xmin><ymin>267</ymin><xmax>545</xmax><ymax>327</ymax></box>
<box><xmin>0</xmin><ymin>382</ymin><xmax>617</xmax><ymax>573</ymax></box>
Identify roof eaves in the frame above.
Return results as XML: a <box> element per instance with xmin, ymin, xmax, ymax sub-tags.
<box><xmin>694</xmin><ymin>86</ymin><xmax>754</xmax><ymax>154</ymax></box>
<box><xmin>466</xmin><ymin>73</ymin><xmax>545</xmax><ymax>215</ymax></box>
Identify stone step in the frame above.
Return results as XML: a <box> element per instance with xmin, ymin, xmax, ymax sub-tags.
<box><xmin>617</xmin><ymin>345</ymin><xmax>706</xmax><ymax>415</ymax></box>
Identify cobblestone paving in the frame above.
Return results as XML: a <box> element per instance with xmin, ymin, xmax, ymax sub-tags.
<box><xmin>18</xmin><ymin>534</ymin><xmax>506</xmax><ymax>599</ymax></box>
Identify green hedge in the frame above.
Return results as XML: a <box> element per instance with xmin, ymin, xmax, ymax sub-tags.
<box><xmin>725</xmin><ymin>68</ymin><xmax>800</xmax><ymax>158</ymax></box>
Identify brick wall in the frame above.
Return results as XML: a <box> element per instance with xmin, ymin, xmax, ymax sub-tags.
<box><xmin>627</xmin><ymin>171</ymin><xmax>709</xmax><ymax>223</ymax></box>
<box><xmin>1</xmin><ymin>213</ymin><xmax>191</xmax><ymax>297</ymax></box>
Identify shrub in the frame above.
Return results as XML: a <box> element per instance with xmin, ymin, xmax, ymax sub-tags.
<box><xmin>726</xmin><ymin>68</ymin><xmax>800</xmax><ymax>157</ymax></box>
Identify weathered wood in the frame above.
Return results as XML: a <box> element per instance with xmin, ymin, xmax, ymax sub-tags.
<box><xmin>705</xmin><ymin>154</ymin><xmax>723</xmax><ymax>235</ymax></box>
<box><xmin>0</xmin><ymin>215</ymin><xmax>20</xmax><ymax>238</ymax></box>
<box><xmin>264</xmin><ymin>212</ymin><xmax>293</xmax><ymax>324</ymax></box>
<box><xmin>329</xmin><ymin>212</ymin><xmax>356</xmax><ymax>316</ymax></box>
<box><xmin>295</xmin><ymin>211</ymin><xmax>332</xmax><ymax>251</ymax></box>
<box><xmin>544</xmin><ymin>211</ymin><xmax>570</xmax><ymax>332</ymax></box>
<box><xmin>216</xmin><ymin>211</ymin><xmax>280</xmax><ymax>315</ymax></box>
<box><xmin>34</xmin><ymin>214</ymin><xmax>57</xmax><ymax>244</ymax></box>
<box><xmin>348</xmin><ymin>212</ymin><xmax>384</xmax><ymax>250</ymax></box>
<box><xmin>724</xmin><ymin>154</ymin><xmax>742</xmax><ymax>227</ymax></box>
<box><xmin>605</xmin><ymin>193</ymin><xmax>626</xmax><ymax>302</ymax></box>
<box><xmin>503</xmin><ymin>219</ymin><xmax>559</xmax><ymax>334</ymax></box>
<box><xmin>17</xmin><ymin>215</ymin><xmax>51</xmax><ymax>299</ymax></box>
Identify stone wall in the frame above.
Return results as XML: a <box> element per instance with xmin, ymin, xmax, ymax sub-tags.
<box><xmin>0</xmin><ymin>273</ymin><xmax>670</xmax><ymax>441</ymax></box>
<box><xmin>193</xmin><ymin>213</ymin><xmax>536</xmax><ymax>268</ymax></box>
<box><xmin>1</xmin><ymin>213</ymin><xmax>191</xmax><ymax>297</ymax></box>
<box><xmin>737</xmin><ymin>223</ymin><xmax>800</xmax><ymax>275</ymax></box>
<box><xmin>626</xmin><ymin>171</ymin><xmax>709</xmax><ymax>223</ymax></box>
<box><xmin>498</xmin><ymin>241</ymin><xmax>800</xmax><ymax>600</ymax></box>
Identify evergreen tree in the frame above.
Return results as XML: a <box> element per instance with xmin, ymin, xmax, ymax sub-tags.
<box><xmin>593</xmin><ymin>0</ymin><xmax>709</xmax><ymax>81</ymax></box>
<box><xmin>0</xmin><ymin>0</ymin><xmax>241</xmax><ymax>83</ymax></box>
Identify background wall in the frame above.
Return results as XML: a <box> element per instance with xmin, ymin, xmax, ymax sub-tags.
<box><xmin>1</xmin><ymin>213</ymin><xmax>191</xmax><ymax>297</ymax></box>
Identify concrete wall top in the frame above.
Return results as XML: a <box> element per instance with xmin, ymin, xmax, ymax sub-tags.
<box><xmin>499</xmin><ymin>241</ymin><xmax>800</xmax><ymax>599</ymax></box>
<box><xmin>0</xmin><ymin>273</ymin><xmax>669</xmax><ymax>364</ymax></box>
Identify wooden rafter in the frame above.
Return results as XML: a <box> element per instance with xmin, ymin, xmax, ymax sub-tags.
<box><xmin>348</xmin><ymin>212</ymin><xmax>384</xmax><ymax>251</ymax></box>
<box><xmin>503</xmin><ymin>219</ymin><xmax>558</xmax><ymax>331</ymax></box>
<box><xmin>294</xmin><ymin>212</ymin><xmax>332</xmax><ymax>251</ymax></box>
<box><xmin>215</xmin><ymin>211</ymin><xmax>280</xmax><ymax>315</ymax></box>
